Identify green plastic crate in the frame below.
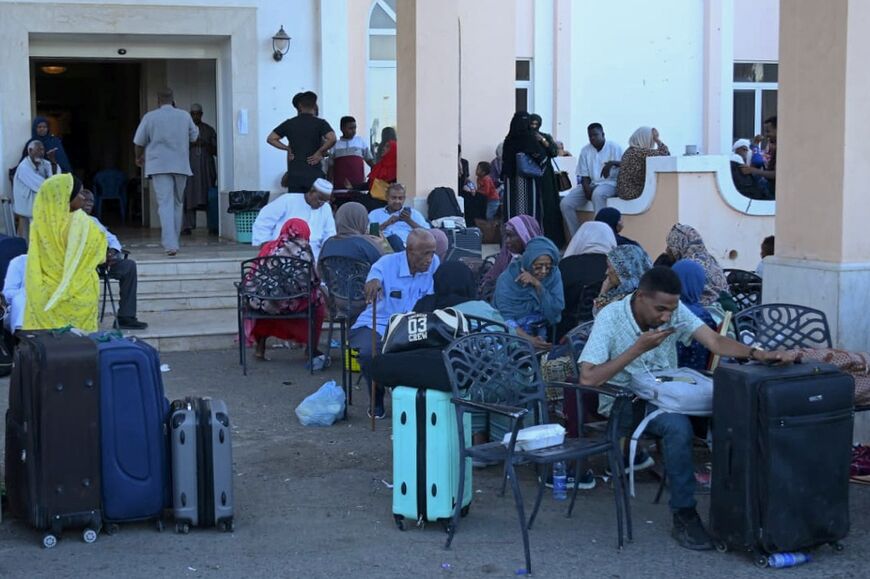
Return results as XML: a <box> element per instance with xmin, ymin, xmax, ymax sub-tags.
<box><xmin>234</xmin><ymin>210</ymin><xmax>258</xmax><ymax>244</ymax></box>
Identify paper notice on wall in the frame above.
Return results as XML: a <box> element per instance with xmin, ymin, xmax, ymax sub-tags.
<box><xmin>237</xmin><ymin>109</ymin><xmax>249</xmax><ymax>135</ymax></box>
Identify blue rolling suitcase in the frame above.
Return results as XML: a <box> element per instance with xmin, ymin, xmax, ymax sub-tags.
<box><xmin>392</xmin><ymin>386</ymin><xmax>472</xmax><ymax>529</ymax></box>
<box><xmin>91</xmin><ymin>333</ymin><xmax>170</xmax><ymax>528</ymax></box>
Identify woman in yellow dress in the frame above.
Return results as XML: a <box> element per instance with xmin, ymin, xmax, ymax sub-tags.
<box><xmin>24</xmin><ymin>174</ymin><xmax>107</xmax><ymax>332</ymax></box>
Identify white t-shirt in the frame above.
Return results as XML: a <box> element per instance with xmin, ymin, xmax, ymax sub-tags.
<box><xmin>250</xmin><ymin>193</ymin><xmax>337</xmax><ymax>261</ymax></box>
<box><xmin>576</xmin><ymin>140</ymin><xmax>624</xmax><ymax>187</ymax></box>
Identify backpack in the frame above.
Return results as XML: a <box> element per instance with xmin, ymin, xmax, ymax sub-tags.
<box><xmin>427</xmin><ymin>187</ymin><xmax>463</xmax><ymax>221</ymax></box>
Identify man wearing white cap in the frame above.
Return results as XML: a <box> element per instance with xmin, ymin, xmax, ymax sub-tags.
<box><xmin>729</xmin><ymin>138</ymin><xmax>771</xmax><ymax>200</ymax></box>
<box><xmin>251</xmin><ymin>177</ymin><xmax>337</xmax><ymax>260</ymax></box>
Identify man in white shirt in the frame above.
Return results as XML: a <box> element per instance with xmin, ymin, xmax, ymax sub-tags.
<box><xmin>368</xmin><ymin>183</ymin><xmax>429</xmax><ymax>251</ymax></box>
<box><xmin>13</xmin><ymin>140</ymin><xmax>59</xmax><ymax>238</ymax></box>
<box><xmin>133</xmin><ymin>88</ymin><xmax>199</xmax><ymax>256</ymax></box>
<box><xmin>251</xmin><ymin>178</ymin><xmax>336</xmax><ymax>260</ymax></box>
<box><xmin>81</xmin><ymin>190</ymin><xmax>148</xmax><ymax>330</ymax></box>
<box><xmin>2</xmin><ymin>254</ymin><xmax>27</xmax><ymax>332</ymax></box>
<box><xmin>560</xmin><ymin>123</ymin><xmax>624</xmax><ymax>235</ymax></box>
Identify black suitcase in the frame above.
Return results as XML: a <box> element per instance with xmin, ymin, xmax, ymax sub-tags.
<box><xmin>710</xmin><ymin>361</ymin><xmax>854</xmax><ymax>563</ymax></box>
<box><xmin>5</xmin><ymin>331</ymin><xmax>103</xmax><ymax>548</ymax></box>
<box><xmin>441</xmin><ymin>227</ymin><xmax>482</xmax><ymax>262</ymax></box>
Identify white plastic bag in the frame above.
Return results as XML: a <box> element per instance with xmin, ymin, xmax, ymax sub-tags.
<box><xmin>295</xmin><ymin>380</ymin><xmax>346</xmax><ymax>427</ymax></box>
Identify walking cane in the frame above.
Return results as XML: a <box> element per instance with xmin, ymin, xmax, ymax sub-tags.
<box><xmin>370</xmin><ymin>298</ymin><xmax>378</xmax><ymax>431</ymax></box>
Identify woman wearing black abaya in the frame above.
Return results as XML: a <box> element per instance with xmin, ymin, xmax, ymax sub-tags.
<box><xmin>529</xmin><ymin>114</ymin><xmax>565</xmax><ymax>248</ymax></box>
<box><xmin>501</xmin><ymin>112</ymin><xmax>547</xmax><ymax>225</ymax></box>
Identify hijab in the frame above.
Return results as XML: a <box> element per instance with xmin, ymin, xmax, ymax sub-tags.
<box><xmin>628</xmin><ymin>126</ymin><xmax>656</xmax><ymax>150</ymax></box>
<box><xmin>430</xmin><ymin>228</ymin><xmax>449</xmax><ymax>261</ymax></box>
<box><xmin>594</xmin><ymin>207</ymin><xmax>640</xmax><ymax>247</ymax></box>
<box><xmin>593</xmin><ymin>245</ymin><xmax>652</xmax><ymax>314</ymax></box>
<box><xmin>333</xmin><ymin>201</ymin><xmax>384</xmax><ymax>252</ymax></box>
<box><xmin>24</xmin><ymin>174</ymin><xmax>106</xmax><ymax>332</ymax></box>
<box><xmin>494</xmin><ymin>237</ymin><xmax>565</xmax><ymax>324</ymax></box>
<box><xmin>480</xmin><ymin>214</ymin><xmax>542</xmax><ymax>291</ymax></box>
<box><xmin>414</xmin><ymin>261</ymin><xmax>477</xmax><ymax>313</ymax></box>
<box><xmin>258</xmin><ymin>218</ymin><xmax>311</xmax><ymax>257</ymax></box>
<box><xmin>666</xmin><ymin>223</ymin><xmax>728</xmax><ymax>306</ymax></box>
<box><xmin>564</xmin><ymin>221</ymin><xmax>617</xmax><ymax>258</ymax></box>
<box><xmin>672</xmin><ymin>259</ymin><xmax>708</xmax><ymax>319</ymax></box>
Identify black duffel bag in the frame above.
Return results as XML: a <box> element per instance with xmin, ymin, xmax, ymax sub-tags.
<box><xmin>227</xmin><ymin>190</ymin><xmax>270</xmax><ymax>213</ymax></box>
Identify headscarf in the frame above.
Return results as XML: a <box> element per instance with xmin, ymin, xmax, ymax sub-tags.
<box><xmin>24</xmin><ymin>174</ymin><xmax>107</xmax><ymax>332</ymax></box>
<box><xmin>258</xmin><ymin>218</ymin><xmax>311</xmax><ymax>257</ymax></box>
<box><xmin>628</xmin><ymin>126</ymin><xmax>656</xmax><ymax>150</ymax></box>
<box><xmin>479</xmin><ymin>214</ymin><xmax>542</xmax><ymax>291</ymax></box>
<box><xmin>25</xmin><ymin>116</ymin><xmax>71</xmax><ymax>172</ymax></box>
<box><xmin>529</xmin><ymin>114</ymin><xmax>543</xmax><ymax>129</ymax></box>
<box><xmin>332</xmin><ymin>201</ymin><xmax>384</xmax><ymax>254</ymax></box>
<box><xmin>672</xmin><ymin>259</ymin><xmax>708</xmax><ymax>319</ymax></box>
<box><xmin>595</xmin><ymin>207</ymin><xmax>641</xmax><ymax>247</ymax></box>
<box><xmin>430</xmin><ymin>228</ymin><xmax>449</xmax><ymax>261</ymax></box>
<box><xmin>593</xmin><ymin>245</ymin><xmax>652</xmax><ymax>314</ymax></box>
<box><xmin>564</xmin><ymin>221</ymin><xmax>617</xmax><ymax>258</ymax></box>
<box><xmin>493</xmin><ymin>237</ymin><xmax>564</xmax><ymax>325</ymax></box>
<box><xmin>414</xmin><ymin>261</ymin><xmax>477</xmax><ymax>313</ymax></box>
<box><xmin>665</xmin><ymin>223</ymin><xmax>728</xmax><ymax>306</ymax></box>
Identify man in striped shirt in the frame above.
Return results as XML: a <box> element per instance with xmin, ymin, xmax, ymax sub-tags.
<box><xmin>328</xmin><ymin>116</ymin><xmax>373</xmax><ymax>189</ymax></box>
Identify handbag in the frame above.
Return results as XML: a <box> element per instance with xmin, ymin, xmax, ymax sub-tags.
<box><xmin>515</xmin><ymin>152</ymin><xmax>545</xmax><ymax>178</ymax></box>
<box><xmin>381</xmin><ymin>308</ymin><xmax>470</xmax><ymax>354</ymax></box>
<box><xmin>626</xmin><ymin>367</ymin><xmax>713</xmax><ymax>495</ymax></box>
<box><xmin>551</xmin><ymin>159</ymin><xmax>573</xmax><ymax>191</ymax></box>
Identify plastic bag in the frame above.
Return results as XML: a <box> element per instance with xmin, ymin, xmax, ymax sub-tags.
<box><xmin>227</xmin><ymin>190</ymin><xmax>270</xmax><ymax>213</ymax></box>
<box><xmin>295</xmin><ymin>380</ymin><xmax>346</xmax><ymax>426</ymax></box>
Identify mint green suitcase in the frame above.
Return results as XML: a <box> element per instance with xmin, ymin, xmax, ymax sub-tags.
<box><xmin>392</xmin><ymin>386</ymin><xmax>472</xmax><ymax>529</ymax></box>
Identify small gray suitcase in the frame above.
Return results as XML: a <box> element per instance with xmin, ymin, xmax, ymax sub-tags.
<box><xmin>170</xmin><ymin>397</ymin><xmax>234</xmax><ymax>533</ymax></box>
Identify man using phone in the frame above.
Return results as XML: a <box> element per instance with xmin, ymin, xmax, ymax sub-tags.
<box><xmin>579</xmin><ymin>266</ymin><xmax>794</xmax><ymax>551</ymax></box>
<box><xmin>367</xmin><ymin>183</ymin><xmax>429</xmax><ymax>251</ymax></box>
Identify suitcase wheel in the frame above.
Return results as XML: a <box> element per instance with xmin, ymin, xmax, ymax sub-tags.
<box><xmin>156</xmin><ymin>519</ymin><xmax>165</xmax><ymax>533</ymax></box>
<box><xmin>219</xmin><ymin>520</ymin><xmax>234</xmax><ymax>533</ymax></box>
<box><xmin>393</xmin><ymin>515</ymin><xmax>404</xmax><ymax>531</ymax></box>
<box><xmin>714</xmin><ymin>541</ymin><xmax>728</xmax><ymax>553</ymax></box>
<box><xmin>82</xmin><ymin>528</ymin><xmax>98</xmax><ymax>544</ymax></box>
<box><xmin>754</xmin><ymin>555</ymin><xmax>768</xmax><ymax>568</ymax></box>
<box><xmin>176</xmin><ymin>522</ymin><xmax>190</xmax><ymax>534</ymax></box>
<box><xmin>42</xmin><ymin>534</ymin><xmax>58</xmax><ymax>549</ymax></box>
<box><xmin>831</xmin><ymin>541</ymin><xmax>845</xmax><ymax>552</ymax></box>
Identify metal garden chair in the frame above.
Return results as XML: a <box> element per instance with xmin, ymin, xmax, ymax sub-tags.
<box><xmin>723</xmin><ymin>268</ymin><xmax>763</xmax><ymax>311</ymax></box>
<box><xmin>236</xmin><ymin>256</ymin><xmax>316</xmax><ymax>375</ymax></box>
<box><xmin>319</xmin><ymin>256</ymin><xmax>371</xmax><ymax>414</ymax></box>
<box><xmin>734</xmin><ymin>303</ymin><xmax>832</xmax><ymax>350</ymax></box>
<box><xmin>442</xmin><ymin>332</ymin><xmax>632</xmax><ymax>574</ymax></box>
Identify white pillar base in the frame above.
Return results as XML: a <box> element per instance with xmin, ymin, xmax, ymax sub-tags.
<box><xmin>762</xmin><ymin>256</ymin><xmax>870</xmax><ymax>351</ymax></box>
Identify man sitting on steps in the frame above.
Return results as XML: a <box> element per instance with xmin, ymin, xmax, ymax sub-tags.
<box><xmin>81</xmin><ymin>189</ymin><xmax>148</xmax><ymax>330</ymax></box>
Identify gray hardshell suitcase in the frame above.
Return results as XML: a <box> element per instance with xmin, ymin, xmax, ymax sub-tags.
<box><xmin>170</xmin><ymin>397</ymin><xmax>234</xmax><ymax>533</ymax></box>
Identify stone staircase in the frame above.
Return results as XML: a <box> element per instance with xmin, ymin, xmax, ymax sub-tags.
<box><xmin>99</xmin><ymin>237</ymin><xmax>249</xmax><ymax>352</ymax></box>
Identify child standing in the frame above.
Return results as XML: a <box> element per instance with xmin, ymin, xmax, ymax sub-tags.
<box><xmin>476</xmin><ymin>161</ymin><xmax>501</xmax><ymax>221</ymax></box>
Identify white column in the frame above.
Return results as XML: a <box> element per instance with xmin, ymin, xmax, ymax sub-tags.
<box><xmin>319</xmin><ymin>0</ymin><xmax>350</xmax><ymax>127</ymax></box>
<box><xmin>703</xmin><ymin>0</ymin><xmax>734</xmax><ymax>155</ymax></box>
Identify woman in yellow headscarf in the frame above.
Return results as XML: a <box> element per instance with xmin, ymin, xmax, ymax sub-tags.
<box><xmin>24</xmin><ymin>174</ymin><xmax>107</xmax><ymax>332</ymax></box>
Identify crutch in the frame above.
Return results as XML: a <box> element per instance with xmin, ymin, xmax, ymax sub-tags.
<box><xmin>370</xmin><ymin>298</ymin><xmax>378</xmax><ymax>431</ymax></box>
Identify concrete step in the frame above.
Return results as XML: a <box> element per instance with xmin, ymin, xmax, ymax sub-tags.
<box><xmin>135</xmin><ymin>272</ymin><xmax>238</xmax><ymax>295</ymax></box>
<box><xmin>135</xmin><ymin>257</ymin><xmax>244</xmax><ymax>277</ymax></box>
<box><xmin>100</xmin><ymin>307</ymin><xmax>239</xmax><ymax>353</ymax></box>
<box><xmin>134</xmin><ymin>291</ymin><xmax>237</xmax><ymax>313</ymax></box>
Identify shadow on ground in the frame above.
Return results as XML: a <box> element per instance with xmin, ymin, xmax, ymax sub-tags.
<box><xmin>0</xmin><ymin>348</ymin><xmax>866</xmax><ymax>578</ymax></box>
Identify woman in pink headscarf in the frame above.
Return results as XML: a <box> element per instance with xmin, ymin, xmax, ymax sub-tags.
<box><xmin>244</xmin><ymin>218</ymin><xmax>327</xmax><ymax>366</ymax></box>
<box><xmin>478</xmin><ymin>214</ymin><xmax>543</xmax><ymax>300</ymax></box>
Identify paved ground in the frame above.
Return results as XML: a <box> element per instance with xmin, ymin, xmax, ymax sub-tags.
<box><xmin>1</xmin><ymin>348</ymin><xmax>867</xmax><ymax>578</ymax></box>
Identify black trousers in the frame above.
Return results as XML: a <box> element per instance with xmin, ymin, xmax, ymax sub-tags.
<box><xmin>107</xmin><ymin>258</ymin><xmax>138</xmax><ymax>319</ymax></box>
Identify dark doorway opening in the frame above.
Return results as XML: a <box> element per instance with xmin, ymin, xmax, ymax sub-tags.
<box><xmin>32</xmin><ymin>60</ymin><xmax>142</xmax><ymax>226</ymax></box>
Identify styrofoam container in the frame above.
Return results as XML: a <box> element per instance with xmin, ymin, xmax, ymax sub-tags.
<box><xmin>503</xmin><ymin>424</ymin><xmax>566</xmax><ymax>451</ymax></box>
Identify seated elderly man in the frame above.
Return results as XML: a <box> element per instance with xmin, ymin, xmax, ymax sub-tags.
<box><xmin>349</xmin><ymin>229</ymin><xmax>439</xmax><ymax>419</ymax></box>
<box><xmin>367</xmin><ymin>183</ymin><xmax>429</xmax><ymax>252</ymax></box>
<box><xmin>13</xmin><ymin>139</ymin><xmax>60</xmax><ymax>238</ymax></box>
<box><xmin>251</xmin><ymin>177</ymin><xmax>336</xmax><ymax>260</ymax></box>
<box><xmin>579</xmin><ymin>266</ymin><xmax>792</xmax><ymax>551</ymax></box>
<box><xmin>2</xmin><ymin>254</ymin><xmax>27</xmax><ymax>332</ymax></box>
<box><xmin>81</xmin><ymin>189</ymin><xmax>148</xmax><ymax>330</ymax></box>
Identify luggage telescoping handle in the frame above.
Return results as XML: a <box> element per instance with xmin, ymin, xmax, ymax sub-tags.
<box><xmin>371</xmin><ymin>299</ymin><xmax>378</xmax><ymax>432</ymax></box>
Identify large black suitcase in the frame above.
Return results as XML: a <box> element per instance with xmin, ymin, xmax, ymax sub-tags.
<box><xmin>5</xmin><ymin>331</ymin><xmax>103</xmax><ymax>548</ymax></box>
<box><xmin>709</xmin><ymin>361</ymin><xmax>854</xmax><ymax>563</ymax></box>
<box><xmin>441</xmin><ymin>226</ymin><xmax>482</xmax><ymax>262</ymax></box>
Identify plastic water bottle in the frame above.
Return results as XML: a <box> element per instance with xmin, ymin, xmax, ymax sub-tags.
<box><xmin>767</xmin><ymin>553</ymin><xmax>811</xmax><ymax>569</ymax></box>
<box><xmin>552</xmin><ymin>461</ymin><xmax>567</xmax><ymax>501</ymax></box>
